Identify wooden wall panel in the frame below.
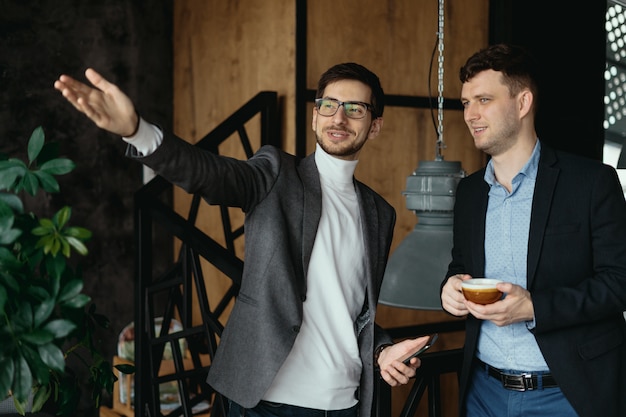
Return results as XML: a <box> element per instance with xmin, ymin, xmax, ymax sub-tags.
<box><xmin>173</xmin><ymin>1</ymin><xmax>296</xmax><ymax>323</ymax></box>
<box><xmin>173</xmin><ymin>2</ymin><xmax>296</xmax><ymax>148</ymax></box>
<box><xmin>173</xmin><ymin>0</ymin><xmax>488</xmax><ymax>415</ymax></box>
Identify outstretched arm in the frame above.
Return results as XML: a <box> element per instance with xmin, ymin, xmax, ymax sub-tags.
<box><xmin>54</xmin><ymin>68</ymin><xmax>138</xmax><ymax>137</ymax></box>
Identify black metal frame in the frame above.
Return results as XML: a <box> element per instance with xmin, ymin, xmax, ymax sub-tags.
<box><xmin>133</xmin><ymin>91</ymin><xmax>279</xmax><ymax>417</ymax></box>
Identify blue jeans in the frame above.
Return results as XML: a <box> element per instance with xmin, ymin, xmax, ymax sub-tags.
<box><xmin>228</xmin><ymin>400</ymin><xmax>359</xmax><ymax>417</ymax></box>
<box><xmin>466</xmin><ymin>360</ymin><xmax>579</xmax><ymax>417</ymax></box>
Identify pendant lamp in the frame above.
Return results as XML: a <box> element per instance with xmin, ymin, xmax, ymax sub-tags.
<box><xmin>379</xmin><ymin>0</ymin><xmax>465</xmax><ymax>310</ymax></box>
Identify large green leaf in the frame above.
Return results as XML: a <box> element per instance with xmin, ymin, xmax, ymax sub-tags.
<box><xmin>58</xmin><ymin>279</ymin><xmax>83</xmax><ymax>302</ymax></box>
<box><xmin>57</xmin><ymin>237</ymin><xmax>70</xmax><ymax>258</ymax></box>
<box><xmin>0</xmin><ymin>159</ymin><xmax>25</xmax><ymax>171</ymax></box>
<box><xmin>0</xmin><ymin>357</ymin><xmax>14</xmax><ymax>399</ymax></box>
<box><xmin>0</xmin><ymin>228</ymin><xmax>21</xmax><ymax>246</ymax></box>
<box><xmin>20</xmin><ymin>171</ymin><xmax>40</xmax><ymax>196</ymax></box>
<box><xmin>36</xmin><ymin>235</ymin><xmax>62</xmax><ymax>256</ymax></box>
<box><xmin>53</xmin><ymin>206</ymin><xmax>71</xmax><ymax>229</ymax></box>
<box><xmin>65</xmin><ymin>236</ymin><xmax>88</xmax><ymax>256</ymax></box>
<box><xmin>26</xmin><ymin>284</ymin><xmax>49</xmax><ymax>301</ymax></box>
<box><xmin>0</xmin><ymin>192</ymin><xmax>24</xmax><ymax>213</ymax></box>
<box><xmin>0</xmin><ymin>202</ymin><xmax>21</xmax><ymax>245</ymax></box>
<box><xmin>62</xmin><ymin>293</ymin><xmax>90</xmax><ymax>309</ymax></box>
<box><xmin>93</xmin><ymin>359</ymin><xmax>118</xmax><ymax>402</ymax></box>
<box><xmin>114</xmin><ymin>363</ymin><xmax>135</xmax><ymax>375</ymax></box>
<box><xmin>13</xmin><ymin>396</ymin><xmax>28</xmax><ymax>416</ymax></box>
<box><xmin>33</xmin><ymin>297</ymin><xmax>55</xmax><ymax>327</ymax></box>
<box><xmin>63</xmin><ymin>226</ymin><xmax>92</xmax><ymax>239</ymax></box>
<box><xmin>21</xmin><ymin>344</ymin><xmax>49</xmax><ymax>385</ymax></box>
<box><xmin>50</xmin><ymin>239</ymin><xmax>61</xmax><ymax>256</ymax></box>
<box><xmin>0</xmin><ymin>162</ymin><xmax>26</xmax><ymax>191</ymax></box>
<box><xmin>39</xmin><ymin>158</ymin><xmax>75</xmax><ymax>176</ymax></box>
<box><xmin>20</xmin><ymin>329</ymin><xmax>54</xmax><ymax>345</ymax></box>
<box><xmin>0</xmin><ymin>269</ymin><xmax>20</xmax><ymax>292</ymax></box>
<box><xmin>49</xmin><ymin>269</ymin><xmax>61</xmax><ymax>298</ymax></box>
<box><xmin>42</xmin><ymin>319</ymin><xmax>76</xmax><ymax>339</ymax></box>
<box><xmin>13</xmin><ymin>354</ymin><xmax>33</xmax><ymax>403</ymax></box>
<box><xmin>33</xmin><ymin>217</ymin><xmax>53</xmax><ymax>232</ymax></box>
<box><xmin>31</xmin><ymin>384</ymin><xmax>51</xmax><ymax>413</ymax></box>
<box><xmin>27</xmin><ymin>126</ymin><xmax>45</xmax><ymax>164</ymax></box>
<box><xmin>37</xmin><ymin>343</ymin><xmax>65</xmax><ymax>373</ymax></box>
<box><xmin>0</xmin><ymin>246</ymin><xmax>21</xmax><ymax>268</ymax></box>
<box><xmin>11</xmin><ymin>303</ymin><xmax>33</xmax><ymax>332</ymax></box>
<box><xmin>33</xmin><ymin>170</ymin><xmax>60</xmax><ymax>193</ymax></box>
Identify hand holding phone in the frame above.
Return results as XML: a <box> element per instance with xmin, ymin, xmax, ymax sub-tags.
<box><xmin>400</xmin><ymin>333</ymin><xmax>439</xmax><ymax>365</ymax></box>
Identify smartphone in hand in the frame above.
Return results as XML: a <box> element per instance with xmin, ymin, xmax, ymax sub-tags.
<box><xmin>400</xmin><ymin>333</ymin><xmax>439</xmax><ymax>365</ymax></box>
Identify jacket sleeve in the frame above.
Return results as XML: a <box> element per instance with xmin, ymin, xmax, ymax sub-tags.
<box><xmin>126</xmin><ymin>131</ymin><xmax>281</xmax><ymax>212</ymax></box>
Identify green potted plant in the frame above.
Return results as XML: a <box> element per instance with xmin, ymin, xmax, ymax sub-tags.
<box><xmin>0</xmin><ymin>126</ymin><xmax>129</xmax><ymax>416</ymax></box>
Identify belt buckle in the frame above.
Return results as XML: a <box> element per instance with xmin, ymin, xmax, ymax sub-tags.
<box><xmin>501</xmin><ymin>372</ymin><xmax>533</xmax><ymax>391</ymax></box>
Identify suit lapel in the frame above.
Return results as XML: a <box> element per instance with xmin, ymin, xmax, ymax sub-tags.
<box><xmin>299</xmin><ymin>154</ymin><xmax>322</xmax><ymax>283</ymax></box>
<box><xmin>355</xmin><ymin>182</ymin><xmax>379</xmax><ymax>281</ymax></box>
<box><xmin>473</xmin><ymin>176</ymin><xmax>490</xmax><ymax>276</ymax></box>
<box><xmin>355</xmin><ymin>181</ymin><xmax>379</xmax><ymax>314</ymax></box>
<box><xmin>527</xmin><ymin>146</ymin><xmax>559</xmax><ymax>288</ymax></box>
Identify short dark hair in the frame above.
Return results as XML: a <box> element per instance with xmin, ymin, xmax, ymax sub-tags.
<box><xmin>316</xmin><ymin>62</ymin><xmax>385</xmax><ymax>118</ymax></box>
<box><xmin>459</xmin><ymin>43</ymin><xmax>540</xmax><ymax>114</ymax></box>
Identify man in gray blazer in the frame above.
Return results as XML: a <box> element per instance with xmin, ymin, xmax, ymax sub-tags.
<box><xmin>55</xmin><ymin>62</ymin><xmax>431</xmax><ymax>417</ymax></box>
<box><xmin>441</xmin><ymin>43</ymin><xmax>626</xmax><ymax>417</ymax></box>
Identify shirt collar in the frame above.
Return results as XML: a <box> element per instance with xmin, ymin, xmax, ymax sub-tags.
<box><xmin>484</xmin><ymin>140</ymin><xmax>541</xmax><ymax>186</ymax></box>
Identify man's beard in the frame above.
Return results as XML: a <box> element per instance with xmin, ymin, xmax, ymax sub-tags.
<box><xmin>315</xmin><ymin>127</ymin><xmax>363</xmax><ymax>158</ymax></box>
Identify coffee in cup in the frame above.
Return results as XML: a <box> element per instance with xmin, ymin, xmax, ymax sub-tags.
<box><xmin>461</xmin><ymin>278</ymin><xmax>503</xmax><ymax>304</ymax></box>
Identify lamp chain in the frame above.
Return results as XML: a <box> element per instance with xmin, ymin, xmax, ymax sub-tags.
<box><xmin>436</xmin><ymin>0</ymin><xmax>445</xmax><ymax>160</ymax></box>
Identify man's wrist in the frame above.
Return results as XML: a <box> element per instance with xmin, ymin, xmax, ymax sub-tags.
<box><xmin>374</xmin><ymin>343</ymin><xmax>392</xmax><ymax>363</ymax></box>
<box><xmin>124</xmin><ymin>112</ymin><xmax>141</xmax><ymax>138</ymax></box>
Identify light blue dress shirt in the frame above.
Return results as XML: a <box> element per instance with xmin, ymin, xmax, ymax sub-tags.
<box><xmin>477</xmin><ymin>140</ymin><xmax>549</xmax><ymax>372</ymax></box>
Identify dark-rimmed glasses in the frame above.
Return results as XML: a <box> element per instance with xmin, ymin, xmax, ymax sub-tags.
<box><xmin>314</xmin><ymin>98</ymin><xmax>372</xmax><ymax>119</ymax></box>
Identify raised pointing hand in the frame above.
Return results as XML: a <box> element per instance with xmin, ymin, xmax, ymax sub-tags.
<box><xmin>54</xmin><ymin>68</ymin><xmax>138</xmax><ymax>137</ymax></box>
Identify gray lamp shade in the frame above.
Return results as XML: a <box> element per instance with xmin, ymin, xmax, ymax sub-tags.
<box><xmin>379</xmin><ymin>160</ymin><xmax>464</xmax><ymax>310</ymax></box>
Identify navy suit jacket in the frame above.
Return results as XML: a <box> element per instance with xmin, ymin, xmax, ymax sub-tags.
<box><xmin>445</xmin><ymin>142</ymin><xmax>626</xmax><ymax>417</ymax></box>
<box><xmin>131</xmin><ymin>132</ymin><xmax>396</xmax><ymax>416</ymax></box>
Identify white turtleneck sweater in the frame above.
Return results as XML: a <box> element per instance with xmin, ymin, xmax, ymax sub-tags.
<box><xmin>262</xmin><ymin>144</ymin><xmax>366</xmax><ymax>410</ymax></box>
<box><xmin>124</xmin><ymin>122</ymin><xmax>366</xmax><ymax>410</ymax></box>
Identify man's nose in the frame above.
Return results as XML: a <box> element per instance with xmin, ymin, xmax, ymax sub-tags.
<box><xmin>464</xmin><ymin>103</ymin><xmax>478</xmax><ymax>122</ymax></box>
<box><xmin>332</xmin><ymin>104</ymin><xmax>349</xmax><ymax>122</ymax></box>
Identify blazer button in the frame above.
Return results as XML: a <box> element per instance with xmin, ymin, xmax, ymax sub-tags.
<box><xmin>292</xmin><ymin>326</ymin><xmax>300</xmax><ymax>333</ymax></box>
<box><xmin>300</xmin><ymin>295</ymin><xmax>306</xmax><ymax>302</ymax></box>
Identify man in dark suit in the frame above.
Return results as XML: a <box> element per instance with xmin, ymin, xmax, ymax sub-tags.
<box><xmin>54</xmin><ymin>62</ymin><xmax>430</xmax><ymax>417</ymax></box>
<box><xmin>441</xmin><ymin>43</ymin><xmax>626</xmax><ymax>417</ymax></box>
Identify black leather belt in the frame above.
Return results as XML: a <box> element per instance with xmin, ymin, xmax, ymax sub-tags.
<box><xmin>476</xmin><ymin>358</ymin><xmax>558</xmax><ymax>391</ymax></box>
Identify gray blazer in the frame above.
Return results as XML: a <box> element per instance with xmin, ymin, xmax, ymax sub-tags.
<box><xmin>131</xmin><ymin>132</ymin><xmax>396</xmax><ymax>416</ymax></box>
<box><xmin>445</xmin><ymin>143</ymin><xmax>626</xmax><ymax>417</ymax></box>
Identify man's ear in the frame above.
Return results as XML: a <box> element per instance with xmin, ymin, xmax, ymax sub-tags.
<box><xmin>311</xmin><ymin>108</ymin><xmax>317</xmax><ymax>131</ymax></box>
<box><xmin>519</xmin><ymin>90</ymin><xmax>533</xmax><ymax>118</ymax></box>
<box><xmin>369</xmin><ymin>117</ymin><xmax>383</xmax><ymax>138</ymax></box>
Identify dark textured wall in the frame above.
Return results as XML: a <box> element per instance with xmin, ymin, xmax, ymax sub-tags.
<box><xmin>490</xmin><ymin>0</ymin><xmax>607</xmax><ymax>160</ymax></box>
<box><xmin>1</xmin><ymin>1</ymin><xmax>172</xmax><ymax>414</ymax></box>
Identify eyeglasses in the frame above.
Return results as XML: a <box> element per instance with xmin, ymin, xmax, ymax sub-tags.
<box><xmin>314</xmin><ymin>98</ymin><xmax>373</xmax><ymax>119</ymax></box>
